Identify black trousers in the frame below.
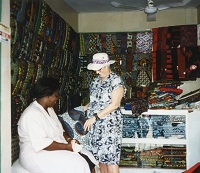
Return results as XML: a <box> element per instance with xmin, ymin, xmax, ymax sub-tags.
<box><xmin>79</xmin><ymin>153</ymin><xmax>95</xmax><ymax>172</ymax></box>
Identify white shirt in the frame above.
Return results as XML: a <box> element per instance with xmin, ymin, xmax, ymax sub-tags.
<box><xmin>18</xmin><ymin>100</ymin><xmax>90</xmax><ymax>173</ymax></box>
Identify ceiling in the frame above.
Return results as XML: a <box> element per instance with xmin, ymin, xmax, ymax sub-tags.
<box><xmin>63</xmin><ymin>0</ymin><xmax>200</xmax><ymax>13</ymax></box>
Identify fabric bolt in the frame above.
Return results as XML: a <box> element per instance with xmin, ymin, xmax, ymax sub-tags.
<box><xmin>34</xmin><ymin>1</ymin><xmax>42</xmax><ymax>34</ymax></box>
<box><xmin>110</xmin><ymin>34</ymin><xmax>117</xmax><ymax>54</ymax></box>
<box><xmin>116</xmin><ymin>33</ymin><xmax>122</xmax><ymax>54</ymax></box>
<box><xmin>87</xmin><ymin>72</ymin><xmax>125</xmax><ymax>165</ymax></box>
<box><xmin>106</xmin><ymin>34</ymin><xmax>112</xmax><ymax>54</ymax></box>
<box><xmin>166</xmin><ymin>26</ymin><xmax>180</xmax><ymax>49</ymax></box>
<box><xmin>121</xmin><ymin>54</ymin><xmax>126</xmax><ymax>73</ymax></box>
<box><xmin>121</xmin><ymin>33</ymin><xmax>127</xmax><ymax>54</ymax></box>
<box><xmin>80</xmin><ymin>34</ymin><xmax>85</xmax><ymax>56</ymax></box>
<box><xmin>157</xmin><ymin>27</ymin><xmax>169</xmax><ymax>50</ymax></box>
<box><xmin>177</xmin><ymin>48</ymin><xmax>186</xmax><ymax>78</ymax></box>
<box><xmin>122</xmin><ymin>116</ymin><xmax>138</xmax><ymax>138</ymax></box>
<box><xmin>136</xmin><ymin>70</ymin><xmax>151</xmax><ymax>87</ymax></box>
<box><xmin>115</xmin><ymin>54</ymin><xmax>122</xmax><ymax>75</ymax></box>
<box><xmin>127</xmin><ymin>33</ymin><xmax>133</xmax><ymax>49</ymax></box>
<box><xmin>126</xmin><ymin>53</ymin><xmax>134</xmax><ymax>72</ymax></box>
<box><xmin>152</xmin><ymin>28</ymin><xmax>158</xmax><ymax>81</ymax></box>
<box><xmin>89</xmin><ymin>34</ymin><xmax>98</xmax><ymax>54</ymax></box>
<box><xmin>101</xmin><ymin>34</ymin><xmax>106</xmax><ymax>52</ymax></box>
<box><xmin>126</xmin><ymin>74</ymin><xmax>132</xmax><ymax>86</ymax></box>
<box><xmin>136</xmin><ymin>31</ymin><xmax>153</xmax><ymax>53</ymax></box>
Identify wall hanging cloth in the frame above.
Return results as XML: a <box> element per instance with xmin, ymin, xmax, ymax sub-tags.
<box><xmin>136</xmin><ymin>31</ymin><xmax>153</xmax><ymax>53</ymax></box>
<box><xmin>89</xmin><ymin>34</ymin><xmax>98</xmax><ymax>54</ymax></box>
<box><xmin>180</xmin><ymin>25</ymin><xmax>197</xmax><ymax>47</ymax></box>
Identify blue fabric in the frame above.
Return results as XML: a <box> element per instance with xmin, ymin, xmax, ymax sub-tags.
<box><xmin>58</xmin><ymin>107</ymin><xmax>90</xmax><ymax>150</ymax></box>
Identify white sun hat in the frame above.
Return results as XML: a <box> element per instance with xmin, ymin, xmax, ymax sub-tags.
<box><xmin>87</xmin><ymin>53</ymin><xmax>115</xmax><ymax>71</ymax></box>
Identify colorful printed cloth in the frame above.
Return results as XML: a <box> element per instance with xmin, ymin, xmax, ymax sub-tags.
<box><xmin>136</xmin><ymin>31</ymin><xmax>153</xmax><ymax>53</ymax></box>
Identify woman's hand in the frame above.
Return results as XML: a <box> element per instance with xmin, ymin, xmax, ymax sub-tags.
<box><xmin>84</xmin><ymin>116</ymin><xmax>96</xmax><ymax>131</ymax></box>
<box><xmin>69</xmin><ymin>139</ymin><xmax>80</xmax><ymax>144</ymax></box>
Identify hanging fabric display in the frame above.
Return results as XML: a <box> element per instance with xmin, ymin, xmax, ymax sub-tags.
<box><xmin>136</xmin><ymin>31</ymin><xmax>153</xmax><ymax>53</ymax></box>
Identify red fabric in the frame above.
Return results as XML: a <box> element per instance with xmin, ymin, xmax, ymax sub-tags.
<box><xmin>184</xmin><ymin>162</ymin><xmax>200</xmax><ymax>173</ymax></box>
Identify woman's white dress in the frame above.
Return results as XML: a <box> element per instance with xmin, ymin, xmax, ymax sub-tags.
<box><xmin>18</xmin><ymin>100</ymin><xmax>90</xmax><ymax>173</ymax></box>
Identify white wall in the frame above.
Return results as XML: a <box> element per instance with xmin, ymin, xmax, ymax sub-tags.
<box><xmin>78</xmin><ymin>8</ymin><xmax>197</xmax><ymax>33</ymax></box>
<box><xmin>0</xmin><ymin>0</ymin><xmax>11</xmax><ymax>173</ymax></box>
<box><xmin>44</xmin><ymin>1</ymin><xmax>199</xmax><ymax>33</ymax></box>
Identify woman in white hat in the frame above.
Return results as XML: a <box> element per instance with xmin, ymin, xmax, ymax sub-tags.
<box><xmin>84</xmin><ymin>53</ymin><xmax>126</xmax><ymax>173</ymax></box>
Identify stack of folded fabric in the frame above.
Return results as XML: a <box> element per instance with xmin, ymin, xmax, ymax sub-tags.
<box><xmin>162</xmin><ymin>145</ymin><xmax>186</xmax><ymax>169</ymax></box>
<box><xmin>138</xmin><ymin>147</ymin><xmax>163</xmax><ymax>168</ymax></box>
<box><xmin>120</xmin><ymin>146</ymin><xmax>138</xmax><ymax>167</ymax></box>
<box><xmin>122</xmin><ymin>115</ymin><xmax>138</xmax><ymax>138</ymax></box>
<box><xmin>124</xmin><ymin>98</ymin><xmax>148</xmax><ymax>116</ymax></box>
<box><xmin>177</xmin><ymin>88</ymin><xmax>200</xmax><ymax>108</ymax></box>
<box><xmin>147</xmin><ymin>81</ymin><xmax>183</xmax><ymax>109</ymax></box>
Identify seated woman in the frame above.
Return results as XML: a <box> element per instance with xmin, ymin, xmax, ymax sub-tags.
<box><xmin>17</xmin><ymin>77</ymin><xmax>91</xmax><ymax>173</ymax></box>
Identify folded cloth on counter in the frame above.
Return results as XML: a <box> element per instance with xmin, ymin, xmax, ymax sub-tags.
<box><xmin>72</xmin><ymin>142</ymin><xmax>99</xmax><ymax>167</ymax></box>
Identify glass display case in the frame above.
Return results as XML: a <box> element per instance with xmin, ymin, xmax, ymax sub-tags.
<box><xmin>120</xmin><ymin>109</ymin><xmax>200</xmax><ymax>173</ymax></box>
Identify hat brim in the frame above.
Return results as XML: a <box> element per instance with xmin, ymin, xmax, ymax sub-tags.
<box><xmin>87</xmin><ymin>60</ymin><xmax>115</xmax><ymax>71</ymax></box>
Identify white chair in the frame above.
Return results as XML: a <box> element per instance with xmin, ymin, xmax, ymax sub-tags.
<box><xmin>12</xmin><ymin>159</ymin><xmax>31</xmax><ymax>173</ymax></box>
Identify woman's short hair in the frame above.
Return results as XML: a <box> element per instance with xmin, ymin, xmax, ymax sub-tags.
<box><xmin>31</xmin><ymin>77</ymin><xmax>60</xmax><ymax>99</ymax></box>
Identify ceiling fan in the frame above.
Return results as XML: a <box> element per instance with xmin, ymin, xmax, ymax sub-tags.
<box><xmin>111</xmin><ymin>0</ymin><xmax>191</xmax><ymax>21</ymax></box>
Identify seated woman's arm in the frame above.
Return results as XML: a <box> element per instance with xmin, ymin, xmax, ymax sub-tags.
<box><xmin>44</xmin><ymin>140</ymin><xmax>73</xmax><ymax>151</ymax></box>
<box><xmin>44</xmin><ymin>132</ymin><xmax>74</xmax><ymax>151</ymax></box>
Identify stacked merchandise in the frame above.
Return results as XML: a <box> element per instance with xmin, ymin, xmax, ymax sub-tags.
<box><xmin>122</xmin><ymin>113</ymin><xmax>186</xmax><ymax>139</ymax></box>
<box><xmin>162</xmin><ymin>145</ymin><xmax>186</xmax><ymax>169</ymax></box>
<box><xmin>147</xmin><ymin>81</ymin><xmax>183</xmax><ymax>109</ymax></box>
<box><xmin>124</xmin><ymin>98</ymin><xmax>148</xmax><ymax>117</ymax></box>
<box><xmin>120</xmin><ymin>146</ymin><xmax>163</xmax><ymax>168</ymax></box>
<box><xmin>138</xmin><ymin>147</ymin><xmax>163</xmax><ymax>168</ymax></box>
<box><xmin>122</xmin><ymin>114</ymin><xmax>149</xmax><ymax>138</ymax></box>
<box><xmin>176</xmin><ymin>88</ymin><xmax>200</xmax><ymax>110</ymax></box>
<box><xmin>150</xmin><ymin>114</ymin><xmax>186</xmax><ymax>139</ymax></box>
<box><xmin>120</xmin><ymin>147</ymin><xmax>138</xmax><ymax>167</ymax></box>
<box><xmin>122</xmin><ymin>115</ymin><xmax>138</xmax><ymax>138</ymax></box>
<box><xmin>120</xmin><ymin>145</ymin><xmax>186</xmax><ymax>169</ymax></box>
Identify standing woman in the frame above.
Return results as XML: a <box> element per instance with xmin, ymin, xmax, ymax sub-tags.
<box><xmin>84</xmin><ymin>53</ymin><xmax>126</xmax><ymax>173</ymax></box>
<box><xmin>18</xmin><ymin>77</ymin><xmax>90</xmax><ymax>173</ymax></box>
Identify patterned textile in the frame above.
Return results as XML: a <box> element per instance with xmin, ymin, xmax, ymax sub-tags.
<box><xmin>136</xmin><ymin>53</ymin><xmax>152</xmax><ymax>87</ymax></box>
<box><xmin>106</xmin><ymin>34</ymin><xmax>112</xmax><ymax>54</ymax></box>
<box><xmin>121</xmin><ymin>33</ymin><xmax>127</xmax><ymax>54</ymax></box>
<box><xmin>137</xmin><ymin>70</ymin><xmax>151</xmax><ymax>87</ymax></box>
<box><xmin>58</xmin><ymin>106</ymin><xmax>90</xmax><ymax>150</ymax></box>
<box><xmin>116</xmin><ymin>33</ymin><xmax>122</xmax><ymax>54</ymax></box>
<box><xmin>87</xmin><ymin>72</ymin><xmax>126</xmax><ymax>164</ymax></box>
<box><xmin>136</xmin><ymin>31</ymin><xmax>153</xmax><ymax>53</ymax></box>
<box><xmin>115</xmin><ymin>54</ymin><xmax>122</xmax><ymax>76</ymax></box>
<box><xmin>80</xmin><ymin>34</ymin><xmax>85</xmax><ymax>56</ymax></box>
<box><xmin>130</xmin><ymin>98</ymin><xmax>148</xmax><ymax>117</ymax></box>
<box><xmin>127</xmin><ymin>32</ymin><xmax>137</xmax><ymax>53</ymax></box>
<box><xmin>89</xmin><ymin>34</ymin><xmax>98</xmax><ymax>54</ymax></box>
<box><xmin>180</xmin><ymin>25</ymin><xmax>197</xmax><ymax>47</ymax></box>
<box><xmin>152</xmin><ymin>28</ymin><xmax>158</xmax><ymax>81</ymax></box>
<box><xmin>155</xmin><ymin>49</ymin><xmax>179</xmax><ymax>81</ymax></box>
<box><xmin>126</xmin><ymin>53</ymin><xmax>133</xmax><ymax>72</ymax></box>
<box><xmin>166</xmin><ymin>26</ymin><xmax>180</xmax><ymax>49</ymax></box>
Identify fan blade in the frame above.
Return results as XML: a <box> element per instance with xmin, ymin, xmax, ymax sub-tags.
<box><xmin>111</xmin><ymin>1</ymin><xmax>144</xmax><ymax>10</ymax></box>
<box><xmin>157</xmin><ymin>0</ymin><xmax>191</xmax><ymax>11</ymax></box>
<box><xmin>147</xmin><ymin>13</ymin><xmax>156</xmax><ymax>21</ymax></box>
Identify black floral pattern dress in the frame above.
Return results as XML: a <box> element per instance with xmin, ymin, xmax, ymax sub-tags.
<box><xmin>87</xmin><ymin>72</ymin><xmax>126</xmax><ymax>164</ymax></box>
